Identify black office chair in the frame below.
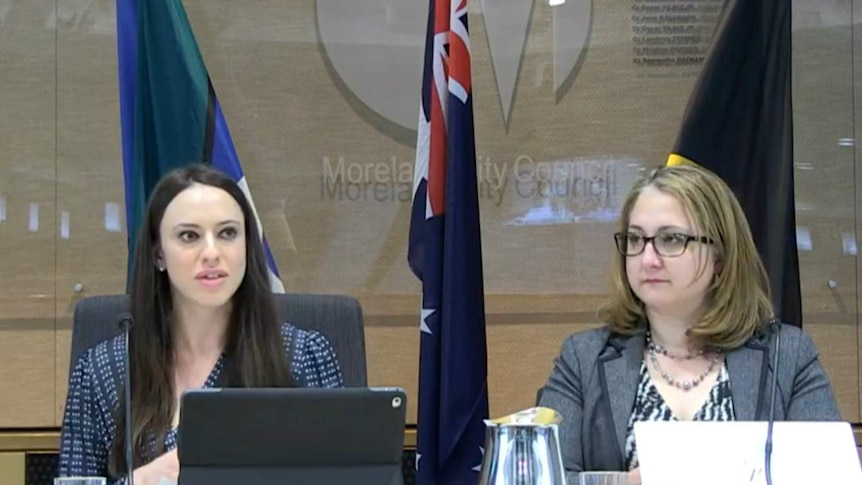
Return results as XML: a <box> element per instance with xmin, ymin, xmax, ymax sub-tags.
<box><xmin>69</xmin><ymin>293</ymin><xmax>368</xmax><ymax>386</ymax></box>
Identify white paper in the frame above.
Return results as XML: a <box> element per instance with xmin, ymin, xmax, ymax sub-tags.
<box><xmin>28</xmin><ymin>203</ymin><xmax>38</xmax><ymax>232</ymax></box>
<box><xmin>60</xmin><ymin>211</ymin><xmax>70</xmax><ymax>239</ymax></box>
<box><xmin>104</xmin><ymin>202</ymin><xmax>122</xmax><ymax>232</ymax></box>
<box><xmin>635</xmin><ymin>421</ymin><xmax>862</xmax><ymax>485</ymax></box>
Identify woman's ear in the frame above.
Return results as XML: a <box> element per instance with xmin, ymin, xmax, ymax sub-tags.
<box><xmin>154</xmin><ymin>245</ymin><xmax>165</xmax><ymax>272</ymax></box>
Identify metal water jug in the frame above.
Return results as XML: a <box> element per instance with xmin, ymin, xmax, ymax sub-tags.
<box><xmin>476</xmin><ymin>418</ymin><xmax>566</xmax><ymax>485</ymax></box>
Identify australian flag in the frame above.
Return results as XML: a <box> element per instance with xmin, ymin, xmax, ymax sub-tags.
<box><xmin>407</xmin><ymin>0</ymin><xmax>490</xmax><ymax>483</ymax></box>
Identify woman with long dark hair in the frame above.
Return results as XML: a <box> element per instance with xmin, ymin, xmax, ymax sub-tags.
<box><xmin>58</xmin><ymin>164</ymin><xmax>343</xmax><ymax>485</ymax></box>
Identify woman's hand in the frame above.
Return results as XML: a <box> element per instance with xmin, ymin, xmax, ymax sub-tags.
<box><xmin>131</xmin><ymin>449</ymin><xmax>179</xmax><ymax>485</ymax></box>
<box><xmin>627</xmin><ymin>467</ymin><xmax>641</xmax><ymax>484</ymax></box>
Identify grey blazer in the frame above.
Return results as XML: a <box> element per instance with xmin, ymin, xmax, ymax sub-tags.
<box><xmin>537</xmin><ymin>323</ymin><xmax>841</xmax><ymax>484</ymax></box>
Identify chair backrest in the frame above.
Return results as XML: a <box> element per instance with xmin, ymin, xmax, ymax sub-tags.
<box><xmin>70</xmin><ymin>293</ymin><xmax>367</xmax><ymax>387</ymax></box>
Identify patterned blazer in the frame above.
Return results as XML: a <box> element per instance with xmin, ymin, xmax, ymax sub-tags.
<box><xmin>58</xmin><ymin>323</ymin><xmax>344</xmax><ymax>484</ymax></box>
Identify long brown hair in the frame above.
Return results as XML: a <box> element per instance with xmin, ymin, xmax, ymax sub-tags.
<box><xmin>108</xmin><ymin>164</ymin><xmax>295</xmax><ymax>477</ymax></box>
<box><xmin>600</xmin><ymin>164</ymin><xmax>774</xmax><ymax>349</ymax></box>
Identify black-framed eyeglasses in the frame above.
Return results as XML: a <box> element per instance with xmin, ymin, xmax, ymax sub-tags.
<box><xmin>613</xmin><ymin>231</ymin><xmax>714</xmax><ymax>257</ymax></box>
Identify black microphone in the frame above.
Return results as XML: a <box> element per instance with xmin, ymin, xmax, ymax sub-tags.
<box><xmin>764</xmin><ymin>319</ymin><xmax>781</xmax><ymax>485</ymax></box>
<box><xmin>117</xmin><ymin>313</ymin><xmax>135</xmax><ymax>485</ymax></box>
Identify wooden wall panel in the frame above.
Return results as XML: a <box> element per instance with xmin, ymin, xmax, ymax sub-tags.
<box><xmin>0</xmin><ymin>0</ymin><xmax>57</xmax><ymax>428</ymax></box>
<box><xmin>53</xmin><ymin>0</ymin><xmax>125</xmax><ymax>426</ymax></box>
<box><xmin>0</xmin><ymin>0</ymin><xmax>856</xmax><ymax>432</ymax></box>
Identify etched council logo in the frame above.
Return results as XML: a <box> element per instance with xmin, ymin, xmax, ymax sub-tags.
<box><xmin>315</xmin><ymin>0</ymin><xmax>592</xmax><ymax>132</ymax></box>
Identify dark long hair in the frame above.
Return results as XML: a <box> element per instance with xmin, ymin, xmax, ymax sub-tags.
<box><xmin>108</xmin><ymin>164</ymin><xmax>295</xmax><ymax>477</ymax></box>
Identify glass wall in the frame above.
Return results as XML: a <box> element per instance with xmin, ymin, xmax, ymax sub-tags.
<box><xmin>0</xmin><ymin>0</ymin><xmax>858</xmax><ymax>427</ymax></box>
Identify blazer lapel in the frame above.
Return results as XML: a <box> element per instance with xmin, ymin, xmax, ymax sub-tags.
<box><xmin>725</xmin><ymin>341</ymin><xmax>769</xmax><ymax>421</ymax></box>
<box><xmin>599</xmin><ymin>332</ymin><xmax>644</xmax><ymax>458</ymax></box>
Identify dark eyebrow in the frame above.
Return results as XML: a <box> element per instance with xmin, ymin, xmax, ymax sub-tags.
<box><xmin>172</xmin><ymin>220</ymin><xmax>241</xmax><ymax>230</ymax></box>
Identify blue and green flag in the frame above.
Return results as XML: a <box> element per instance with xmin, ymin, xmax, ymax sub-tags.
<box><xmin>116</xmin><ymin>0</ymin><xmax>284</xmax><ymax>292</ymax></box>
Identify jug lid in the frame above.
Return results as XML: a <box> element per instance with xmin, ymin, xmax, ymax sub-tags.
<box><xmin>484</xmin><ymin>407</ymin><xmax>562</xmax><ymax>426</ymax></box>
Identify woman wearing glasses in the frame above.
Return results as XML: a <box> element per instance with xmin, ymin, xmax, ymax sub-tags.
<box><xmin>538</xmin><ymin>164</ymin><xmax>840</xmax><ymax>485</ymax></box>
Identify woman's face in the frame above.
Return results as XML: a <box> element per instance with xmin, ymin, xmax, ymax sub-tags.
<box><xmin>624</xmin><ymin>186</ymin><xmax>716</xmax><ymax>319</ymax></box>
<box><xmin>157</xmin><ymin>183</ymin><xmax>247</xmax><ymax>312</ymax></box>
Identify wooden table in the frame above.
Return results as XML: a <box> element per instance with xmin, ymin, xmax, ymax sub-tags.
<box><xmin>0</xmin><ymin>426</ymin><xmax>857</xmax><ymax>485</ymax></box>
